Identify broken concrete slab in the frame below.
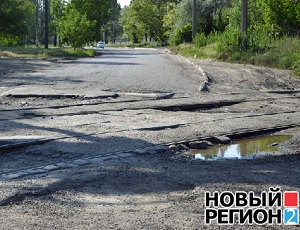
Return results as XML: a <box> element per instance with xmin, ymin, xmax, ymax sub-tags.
<box><xmin>0</xmin><ymin>136</ymin><xmax>50</xmax><ymax>150</ymax></box>
<box><xmin>42</xmin><ymin>165</ymin><xmax>60</xmax><ymax>171</ymax></box>
<box><xmin>87</xmin><ymin>157</ymin><xmax>104</xmax><ymax>164</ymax></box>
<box><xmin>133</xmin><ymin>148</ymin><xmax>147</xmax><ymax>154</ymax></box>
<box><xmin>83</xmin><ymin>91</ymin><xmax>119</xmax><ymax>99</ymax></box>
<box><xmin>177</xmin><ymin>144</ymin><xmax>190</xmax><ymax>151</ymax></box>
<box><xmin>2</xmin><ymin>86</ymin><xmax>119</xmax><ymax>99</ymax></box>
<box><xmin>24</xmin><ymin>168</ymin><xmax>48</xmax><ymax>175</ymax></box>
<box><xmin>119</xmin><ymin>92</ymin><xmax>175</xmax><ymax>99</ymax></box>
<box><xmin>189</xmin><ymin>140</ymin><xmax>213</xmax><ymax>149</ymax></box>
<box><xmin>73</xmin><ymin>159</ymin><xmax>90</xmax><ymax>166</ymax></box>
<box><xmin>214</xmin><ymin>136</ymin><xmax>232</xmax><ymax>144</ymax></box>
<box><xmin>2</xmin><ymin>86</ymin><xmax>79</xmax><ymax>98</ymax></box>
<box><xmin>56</xmin><ymin>162</ymin><xmax>77</xmax><ymax>168</ymax></box>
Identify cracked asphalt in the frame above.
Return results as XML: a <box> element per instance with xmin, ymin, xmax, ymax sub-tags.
<box><xmin>0</xmin><ymin>47</ymin><xmax>300</xmax><ymax>229</ymax></box>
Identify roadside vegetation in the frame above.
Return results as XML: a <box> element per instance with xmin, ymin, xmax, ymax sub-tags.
<box><xmin>1</xmin><ymin>0</ymin><xmax>299</xmax><ymax>75</ymax></box>
<box><xmin>0</xmin><ymin>46</ymin><xmax>95</xmax><ymax>58</ymax></box>
<box><xmin>170</xmin><ymin>36</ymin><xmax>300</xmax><ymax>77</ymax></box>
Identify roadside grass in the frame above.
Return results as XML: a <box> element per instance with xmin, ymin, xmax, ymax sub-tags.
<box><xmin>127</xmin><ymin>42</ymin><xmax>162</xmax><ymax>48</ymax></box>
<box><xmin>0</xmin><ymin>45</ymin><xmax>96</xmax><ymax>58</ymax></box>
<box><xmin>254</xmin><ymin>38</ymin><xmax>300</xmax><ymax>76</ymax></box>
<box><xmin>106</xmin><ymin>43</ymin><xmax>129</xmax><ymax>48</ymax></box>
<box><xmin>169</xmin><ymin>43</ymin><xmax>218</xmax><ymax>59</ymax></box>
<box><xmin>171</xmin><ymin>37</ymin><xmax>300</xmax><ymax>77</ymax></box>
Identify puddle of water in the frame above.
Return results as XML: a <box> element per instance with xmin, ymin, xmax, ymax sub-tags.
<box><xmin>190</xmin><ymin>135</ymin><xmax>292</xmax><ymax>160</ymax></box>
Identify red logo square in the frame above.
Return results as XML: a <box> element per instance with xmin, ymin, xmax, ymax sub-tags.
<box><xmin>284</xmin><ymin>191</ymin><xmax>299</xmax><ymax>207</ymax></box>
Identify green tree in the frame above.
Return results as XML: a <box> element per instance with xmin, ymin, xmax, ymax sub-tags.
<box><xmin>162</xmin><ymin>2</ymin><xmax>178</xmax><ymax>39</ymax></box>
<box><xmin>259</xmin><ymin>0</ymin><xmax>300</xmax><ymax>36</ymax></box>
<box><xmin>51</xmin><ymin>0</ymin><xmax>68</xmax><ymax>30</ymax></box>
<box><xmin>50</xmin><ymin>0</ymin><xmax>68</xmax><ymax>46</ymax></box>
<box><xmin>59</xmin><ymin>4</ymin><xmax>96</xmax><ymax>48</ymax></box>
<box><xmin>51</xmin><ymin>0</ymin><xmax>115</xmax><ymax>44</ymax></box>
<box><xmin>71</xmin><ymin>0</ymin><xmax>109</xmax><ymax>41</ymax></box>
<box><xmin>120</xmin><ymin>0</ymin><xmax>167</xmax><ymax>42</ymax></box>
<box><xmin>0</xmin><ymin>0</ymin><xmax>34</xmax><ymax>45</ymax></box>
<box><xmin>168</xmin><ymin>0</ymin><xmax>229</xmax><ymax>45</ymax></box>
<box><xmin>106</xmin><ymin>0</ymin><xmax>122</xmax><ymax>43</ymax></box>
<box><xmin>217</xmin><ymin>0</ymin><xmax>300</xmax><ymax>52</ymax></box>
<box><xmin>120</xmin><ymin>5</ymin><xmax>144</xmax><ymax>42</ymax></box>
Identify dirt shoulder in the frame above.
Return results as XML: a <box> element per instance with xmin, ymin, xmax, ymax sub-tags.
<box><xmin>0</xmin><ymin>55</ymin><xmax>300</xmax><ymax>229</ymax></box>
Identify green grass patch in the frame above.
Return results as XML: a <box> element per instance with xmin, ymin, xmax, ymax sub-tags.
<box><xmin>0</xmin><ymin>45</ymin><xmax>96</xmax><ymax>58</ymax></box>
<box><xmin>169</xmin><ymin>43</ymin><xmax>218</xmax><ymax>59</ymax></box>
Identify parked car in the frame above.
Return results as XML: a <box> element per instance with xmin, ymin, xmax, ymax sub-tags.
<box><xmin>97</xmin><ymin>41</ymin><xmax>105</xmax><ymax>49</ymax></box>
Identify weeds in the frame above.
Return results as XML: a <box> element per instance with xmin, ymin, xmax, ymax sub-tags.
<box><xmin>223</xmin><ymin>37</ymin><xmax>300</xmax><ymax>76</ymax></box>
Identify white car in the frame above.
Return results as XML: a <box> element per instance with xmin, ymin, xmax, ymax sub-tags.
<box><xmin>97</xmin><ymin>41</ymin><xmax>105</xmax><ymax>49</ymax></box>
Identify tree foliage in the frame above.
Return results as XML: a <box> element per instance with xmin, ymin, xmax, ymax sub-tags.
<box><xmin>0</xmin><ymin>0</ymin><xmax>34</xmax><ymax>45</ymax></box>
<box><xmin>172</xmin><ymin>23</ymin><xmax>193</xmax><ymax>45</ymax></box>
<box><xmin>50</xmin><ymin>0</ymin><xmax>121</xmax><ymax>46</ymax></box>
<box><xmin>258</xmin><ymin>0</ymin><xmax>300</xmax><ymax>36</ymax></box>
<box><xmin>106</xmin><ymin>0</ymin><xmax>122</xmax><ymax>43</ymax></box>
<box><xmin>120</xmin><ymin>0</ymin><xmax>169</xmax><ymax>42</ymax></box>
<box><xmin>70</xmin><ymin>0</ymin><xmax>109</xmax><ymax>41</ymax></box>
<box><xmin>59</xmin><ymin>4</ymin><xmax>96</xmax><ymax>48</ymax></box>
<box><xmin>162</xmin><ymin>0</ymin><xmax>300</xmax><ymax>48</ymax></box>
<box><xmin>1</xmin><ymin>0</ymin><xmax>299</xmax><ymax>47</ymax></box>
<box><xmin>172</xmin><ymin>1</ymin><xmax>229</xmax><ymax>33</ymax></box>
<box><xmin>120</xmin><ymin>5</ymin><xmax>143</xmax><ymax>43</ymax></box>
<box><xmin>51</xmin><ymin>0</ymin><xmax>68</xmax><ymax>28</ymax></box>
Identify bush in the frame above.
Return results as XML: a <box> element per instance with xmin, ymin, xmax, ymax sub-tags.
<box><xmin>171</xmin><ymin>24</ymin><xmax>192</xmax><ymax>46</ymax></box>
<box><xmin>216</xmin><ymin>34</ymin><xmax>300</xmax><ymax>77</ymax></box>
<box><xmin>194</xmin><ymin>33</ymin><xmax>206</xmax><ymax>48</ymax></box>
<box><xmin>216</xmin><ymin>28</ymin><xmax>240</xmax><ymax>55</ymax></box>
<box><xmin>0</xmin><ymin>33</ymin><xmax>18</xmax><ymax>46</ymax></box>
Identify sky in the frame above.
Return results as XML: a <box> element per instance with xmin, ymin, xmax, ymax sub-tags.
<box><xmin>118</xmin><ymin>0</ymin><xmax>131</xmax><ymax>8</ymax></box>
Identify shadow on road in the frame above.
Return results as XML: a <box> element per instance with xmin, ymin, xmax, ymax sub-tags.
<box><xmin>1</xmin><ymin>121</ymin><xmax>299</xmax><ymax>207</ymax></box>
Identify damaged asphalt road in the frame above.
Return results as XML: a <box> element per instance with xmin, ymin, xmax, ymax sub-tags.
<box><xmin>0</xmin><ymin>47</ymin><xmax>300</xmax><ymax>229</ymax></box>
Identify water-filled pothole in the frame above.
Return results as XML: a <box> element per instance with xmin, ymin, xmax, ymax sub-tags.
<box><xmin>190</xmin><ymin>135</ymin><xmax>292</xmax><ymax>160</ymax></box>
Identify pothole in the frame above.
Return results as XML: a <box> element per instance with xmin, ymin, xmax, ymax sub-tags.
<box><xmin>154</xmin><ymin>100</ymin><xmax>243</xmax><ymax>111</ymax></box>
<box><xmin>188</xmin><ymin>135</ymin><xmax>292</xmax><ymax>160</ymax></box>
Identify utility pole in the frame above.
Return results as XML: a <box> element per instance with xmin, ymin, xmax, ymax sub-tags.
<box><xmin>36</xmin><ymin>0</ymin><xmax>39</xmax><ymax>47</ymax></box>
<box><xmin>240</xmin><ymin>0</ymin><xmax>248</xmax><ymax>49</ymax></box>
<box><xmin>241</xmin><ymin>0</ymin><xmax>248</xmax><ymax>34</ymax></box>
<box><xmin>192</xmin><ymin>0</ymin><xmax>197</xmax><ymax>39</ymax></box>
<box><xmin>44</xmin><ymin>0</ymin><xmax>49</xmax><ymax>49</ymax></box>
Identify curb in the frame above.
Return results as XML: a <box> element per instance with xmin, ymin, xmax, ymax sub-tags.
<box><xmin>165</xmin><ymin>49</ymin><xmax>211</xmax><ymax>92</ymax></box>
<box><xmin>185</xmin><ymin>59</ymin><xmax>211</xmax><ymax>92</ymax></box>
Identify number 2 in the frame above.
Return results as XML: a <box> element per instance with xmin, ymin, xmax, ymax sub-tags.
<box><xmin>285</xmin><ymin>209</ymin><xmax>298</xmax><ymax>225</ymax></box>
